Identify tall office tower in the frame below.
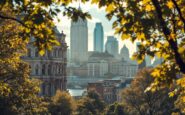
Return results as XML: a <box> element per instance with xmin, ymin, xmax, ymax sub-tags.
<box><xmin>94</xmin><ymin>22</ymin><xmax>104</xmax><ymax>52</ymax></box>
<box><xmin>120</xmin><ymin>45</ymin><xmax>130</xmax><ymax>61</ymax></box>
<box><xmin>105</xmin><ymin>36</ymin><xmax>118</xmax><ymax>57</ymax></box>
<box><xmin>70</xmin><ymin>6</ymin><xmax>88</xmax><ymax>64</ymax></box>
<box><xmin>22</xmin><ymin>28</ymin><xmax>67</xmax><ymax>96</ymax></box>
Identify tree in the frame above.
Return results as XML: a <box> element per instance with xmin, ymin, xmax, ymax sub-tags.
<box><xmin>0</xmin><ymin>0</ymin><xmax>91</xmax><ymax>55</ymax></box>
<box><xmin>104</xmin><ymin>103</ymin><xmax>127</xmax><ymax>115</ymax></box>
<box><xmin>76</xmin><ymin>90</ymin><xmax>105</xmax><ymax>115</ymax></box>
<box><xmin>0</xmin><ymin>18</ymin><xmax>48</xmax><ymax>114</ymax></box>
<box><xmin>90</xmin><ymin>0</ymin><xmax>185</xmax><ymax>102</ymax></box>
<box><xmin>122</xmin><ymin>68</ymin><xmax>177</xmax><ymax>115</ymax></box>
<box><xmin>49</xmin><ymin>90</ymin><xmax>75</xmax><ymax>115</ymax></box>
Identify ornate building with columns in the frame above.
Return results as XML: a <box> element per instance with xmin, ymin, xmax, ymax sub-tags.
<box><xmin>22</xmin><ymin>28</ymin><xmax>67</xmax><ymax>96</ymax></box>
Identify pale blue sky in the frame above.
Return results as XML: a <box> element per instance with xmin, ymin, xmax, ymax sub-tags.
<box><xmin>55</xmin><ymin>1</ymin><xmax>136</xmax><ymax>57</ymax></box>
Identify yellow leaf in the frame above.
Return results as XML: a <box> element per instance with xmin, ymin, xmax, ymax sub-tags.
<box><xmin>121</xmin><ymin>18</ymin><xmax>127</xmax><ymax>25</ymax></box>
<box><xmin>169</xmin><ymin>92</ymin><xmax>175</xmax><ymax>97</ymax></box>
<box><xmin>121</xmin><ymin>34</ymin><xmax>130</xmax><ymax>40</ymax></box>
<box><xmin>106</xmin><ymin>3</ymin><xmax>115</xmax><ymax>12</ymax></box>
<box><xmin>39</xmin><ymin>50</ymin><xmax>45</xmax><ymax>56</ymax></box>
<box><xmin>145</xmin><ymin>4</ymin><xmax>154</xmax><ymax>12</ymax></box>
<box><xmin>177</xmin><ymin>21</ymin><xmax>183</xmax><ymax>26</ymax></box>
<box><xmin>137</xmin><ymin>33</ymin><xmax>145</xmax><ymax>40</ymax></box>
<box><xmin>166</xmin><ymin>1</ymin><xmax>174</xmax><ymax>9</ymax></box>
<box><xmin>91</xmin><ymin>0</ymin><xmax>99</xmax><ymax>4</ymax></box>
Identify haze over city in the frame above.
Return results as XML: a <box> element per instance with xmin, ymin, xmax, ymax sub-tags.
<box><xmin>1</xmin><ymin>0</ymin><xmax>184</xmax><ymax>114</ymax></box>
<box><xmin>55</xmin><ymin>1</ymin><xmax>136</xmax><ymax>57</ymax></box>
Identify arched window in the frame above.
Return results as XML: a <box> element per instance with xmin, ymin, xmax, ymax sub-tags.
<box><xmin>48</xmin><ymin>51</ymin><xmax>52</xmax><ymax>58</ymax></box>
<box><xmin>35</xmin><ymin>64</ymin><xmax>39</xmax><ymax>75</ymax></box>
<box><xmin>48</xmin><ymin>64</ymin><xmax>51</xmax><ymax>75</ymax></box>
<box><xmin>58</xmin><ymin>48</ymin><xmax>61</xmax><ymax>57</ymax></box>
<box><xmin>42</xmin><ymin>64</ymin><xmax>46</xmax><ymax>75</ymax></box>
<box><xmin>42</xmin><ymin>83</ymin><xmax>45</xmax><ymax>95</ymax></box>
<box><xmin>35</xmin><ymin>49</ymin><xmax>39</xmax><ymax>57</ymax></box>
<box><xmin>55</xmin><ymin>49</ymin><xmax>58</xmax><ymax>57</ymax></box>
<box><xmin>27</xmin><ymin>48</ymin><xmax>31</xmax><ymax>57</ymax></box>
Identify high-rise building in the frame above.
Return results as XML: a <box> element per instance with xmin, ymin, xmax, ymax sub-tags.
<box><xmin>120</xmin><ymin>45</ymin><xmax>130</xmax><ymax>61</ymax></box>
<box><xmin>22</xmin><ymin>27</ymin><xmax>67</xmax><ymax>96</ymax></box>
<box><xmin>105</xmin><ymin>36</ymin><xmax>118</xmax><ymax>57</ymax></box>
<box><xmin>94</xmin><ymin>22</ymin><xmax>104</xmax><ymax>52</ymax></box>
<box><xmin>70</xmin><ymin>6</ymin><xmax>88</xmax><ymax>64</ymax></box>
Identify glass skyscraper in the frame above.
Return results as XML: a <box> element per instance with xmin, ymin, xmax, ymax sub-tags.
<box><xmin>94</xmin><ymin>23</ymin><xmax>104</xmax><ymax>52</ymax></box>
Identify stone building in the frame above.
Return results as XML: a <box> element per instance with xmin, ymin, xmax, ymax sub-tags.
<box><xmin>110</xmin><ymin>58</ymin><xmax>138</xmax><ymax>78</ymax></box>
<box><xmin>22</xmin><ymin>28</ymin><xmax>67</xmax><ymax>96</ymax></box>
<box><xmin>87</xmin><ymin>80</ymin><xmax>121</xmax><ymax>104</ymax></box>
<box><xmin>87</xmin><ymin>51</ymin><xmax>115</xmax><ymax>77</ymax></box>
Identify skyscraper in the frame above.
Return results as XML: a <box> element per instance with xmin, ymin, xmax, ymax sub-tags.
<box><xmin>70</xmin><ymin>7</ymin><xmax>88</xmax><ymax>64</ymax></box>
<box><xmin>105</xmin><ymin>36</ymin><xmax>118</xmax><ymax>57</ymax></box>
<box><xmin>94</xmin><ymin>22</ymin><xmax>104</xmax><ymax>52</ymax></box>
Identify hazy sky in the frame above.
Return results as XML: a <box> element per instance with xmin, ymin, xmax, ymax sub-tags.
<box><xmin>55</xmin><ymin>1</ymin><xmax>136</xmax><ymax>57</ymax></box>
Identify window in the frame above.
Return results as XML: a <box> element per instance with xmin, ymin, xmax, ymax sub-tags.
<box><xmin>27</xmin><ymin>48</ymin><xmax>31</xmax><ymax>57</ymax></box>
<box><xmin>42</xmin><ymin>64</ymin><xmax>46</xmax><ymax>75</ymax></box>
<box><xmin>35</xmin><ymin>64</ymin><xmax>39</xmax><ymax>75</ymax></box>
<box><xmin>48</xmin><ymin>64</ymin><xmax>51</xmax><ymax>75</ymax></box>
<box><xmin>35</xmin><ymin>49</ymin><xmax>39</xmax><ymax>57</ymax></box>
<box><xmin>48</xmin><ymin>51</ymin><xmax>52</xmax><ymax>58</ymax></box>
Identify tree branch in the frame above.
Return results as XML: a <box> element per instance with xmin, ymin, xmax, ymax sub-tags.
<box><xmin>151</xmin><ymin>0</ymin><xmax>185</xmax><ymax>73</ymax></box>
<box><xmin>0</xmin><ymin>13</ymin><xmax>27</xmax><ymax>28</ymax></box>
<box><xmin>171</xmin><ymin>0</ymin><xmax>185</xmax><ymax>31</ymax></box>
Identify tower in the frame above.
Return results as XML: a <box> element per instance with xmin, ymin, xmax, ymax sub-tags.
<box><xmin>70</xmin><ymin>6</ymin><xmax>88</xmax><ymax>64</ymax></box>
<box><xmin>120</xmin><ymin>45</ymin><xmax>130</xmax><ymax>61</ymax></box>
<box><xmin>105</xmin><ymin>36</ymin><xmax>118</xmax><ymax>57</ymax></box>
<box><xmin>94</xmin><ymin>22</ymin><xmax>104</xmax><ymax>52</ymax></box>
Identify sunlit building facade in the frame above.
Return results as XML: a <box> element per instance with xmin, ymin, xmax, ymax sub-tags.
<box><xmin>22</xmin><ymin>28</ymin><xmax>67</xmax><ymax>96</ymax></box>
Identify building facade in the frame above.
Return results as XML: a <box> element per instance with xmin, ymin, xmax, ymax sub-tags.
<box><xmin>87</xmin><ymin>60</ymin><xmax>108</xmax><ymax>77</ymax></box>
<box><xmin>87</xmin><ymin>80</ymin><xmax>122</xmax><ymax>104</ymax></box>
<box><xmin>94</xmin><ymin>22</ymin><xmax>104</xmax><ymax>52</ymax></box>
<box><xmin>70</xmin><ymin>7</ymin><xmax>88</xmax><ymax>64</ymax></box>
<box><xmin>120</xmin><ymin>45</ymin><xmax>130</xmax><ymax>61</ymax></box>
<box><xmin>110</xmin><ymin>58</ymin><xmax>138</xmax><ymax>78</ymax></box>
<box><xmin>105</xmin><ymin>36</ymin><xmax>118</xmax><ymax>57</ymax></box>
<box><xmin>22</xmin><ymin>28</ymin><xmax>67</xmax><ymax>96</ymax></box>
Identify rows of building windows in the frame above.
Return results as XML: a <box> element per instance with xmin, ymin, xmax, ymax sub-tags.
<box><xmin>30</xmin><ymin>63</ymin><xmax>65</xmax><ymax>76</ymax></box>
<box><xmin>27</xmin><ymin>48</ymin><xmax>66</xmax><ymax>58</ymax></box>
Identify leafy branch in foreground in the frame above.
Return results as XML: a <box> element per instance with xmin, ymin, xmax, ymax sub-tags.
<box><xmin>0</xmin><ymin>0</ymin><xmax>91</xmax><ymax>55</ymax></box>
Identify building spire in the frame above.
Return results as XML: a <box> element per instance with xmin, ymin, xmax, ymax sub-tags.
<box><xmin>78</xmin><ymin>0</ymin><xmax>81</xmax><ymax>10</ymax></box>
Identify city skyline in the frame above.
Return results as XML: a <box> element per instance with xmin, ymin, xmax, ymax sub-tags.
<box><xmin>55</xmin><ymin>1</ymin><xmax>137</xmax><ymax>57</ymax></box>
